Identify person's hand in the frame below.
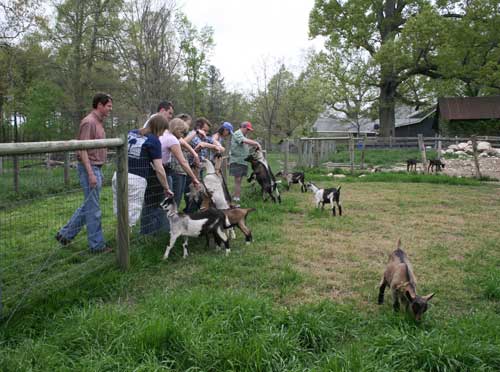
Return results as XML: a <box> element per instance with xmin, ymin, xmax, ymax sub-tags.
<box><xmin>192</xmin><ymin>178</ymin><xmax>202</xmax><ymax>190</ymax></box>
<box><xmin>196</xmin><ymin>129</ymin><xmax>207</xmax><ymax>138</ymax></box>
<box><xmin>88</xmin><ymin>173</ymin><xmax>97</xmax><ymax>188</ymax></box>
<box><xmin>164</xmin><ymin>188</ymin><xmax>174</xmax><ymax>197</ymax></box>
<box><xmin>194</xmin><ymin>143</ymin><xmax>204</xmax><ymax>152</ymax></box>
<box><xmin>255</xmin><ymin>143</ymin><xmax>262</xmax><ymax>151</ymax></box>
<box><xmin>216</xmin><ymin>145</ymin><xmax>225</xmax><ymax>153</ymax></box>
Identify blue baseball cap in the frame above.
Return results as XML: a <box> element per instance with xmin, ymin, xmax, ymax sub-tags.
<box><xmin>221</xmin><ymin>121</ymin><xmax>234</xmax><ymax>133</ymax></box>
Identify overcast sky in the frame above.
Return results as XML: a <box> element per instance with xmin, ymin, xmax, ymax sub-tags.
<box><xmin>181</xmin><ymin>0</ymin><xmax>324</xmax><ymax>92</ymax></box>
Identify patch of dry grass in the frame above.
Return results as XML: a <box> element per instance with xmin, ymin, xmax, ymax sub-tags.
<box><xmin>273</xmin><ymin>182</ymin><xmax>500</xmax><ymax>314</ymax></box>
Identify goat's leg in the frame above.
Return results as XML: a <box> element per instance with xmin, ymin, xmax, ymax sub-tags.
<box><xmin>182</xmin><ymin>237</ymin><xmax>189</xmax><ymax>258</ymax></box>
<box><xmin>238</xmin><ymin>220</ymin><xmax>253</xmax><ymax>244</ymax></box>
<box><xmin>229</xmin><ymin>227</ymin><xmax>236</xmax><ymax>240</ymax></box>
<box><xmin>216</xmin><ymin>227</ymin><xmax>230</xmax><ymax>256</ymax></box>
<box><xmin>378</xmin><ymin>278</ymin><xmax>387</xmax><ymax>304</ymax></box>
<box><xmin>337</xmin><ymin>201</ymin><xmax>342</xmax><ymax>216</ymax></box>
<box><xmin>330</xmin><ymin>197</ymin><xmax>336</xmax><ymax>216</ymax></box>
<box><xmin>392</xmin><ymin>289</ymin><xmax>400</xmax><ymax>311</ymax></box>
<box><xmin>163</xmin><ymin>233</ymin><xmax>180</xmax><ymax>260</ymax></box>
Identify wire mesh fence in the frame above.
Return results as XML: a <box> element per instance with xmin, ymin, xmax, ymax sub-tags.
<box><xmin>0</xmin><ymin>139</ymin><xmax>130</xmax><ymax>324</ymax></box>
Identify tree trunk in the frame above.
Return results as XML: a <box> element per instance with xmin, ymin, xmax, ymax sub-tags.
<box><xmin>378</xmin><ymin>77</ymin><xmax>397</xmax><ymax>137</ymax></box>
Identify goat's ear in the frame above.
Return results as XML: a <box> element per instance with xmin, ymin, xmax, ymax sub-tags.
<box><xmin>422</xmin><ymin>293</ymin><xmax>435</xmax><ymax>302</ymax></box>
<box><xmin>405</xmin><ymin>290</ymin><xmax>415</xmax><ymax>302</ymax></box>
<box><xmin>397</xmin><ymin>238</ymin><xmax>402</xmax><ymax>249</ymax></box>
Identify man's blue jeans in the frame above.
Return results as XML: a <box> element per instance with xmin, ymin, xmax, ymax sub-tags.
<box><xmin>59</xmin><ymin>163</ymin><xmax>106</xmax><ymax>251</ymax></box>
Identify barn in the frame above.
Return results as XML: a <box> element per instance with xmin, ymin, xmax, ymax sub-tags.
<box><xmin>437</xmin><ymin>96</ymin><xmax>500</xmax><ymax>136</ymax></box>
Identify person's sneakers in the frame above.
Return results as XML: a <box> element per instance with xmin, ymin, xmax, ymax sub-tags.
<box><xmin>91</xmin><ymin>246</ymin><xmax>114</xmax><ymax>254</ymax></box>
<box><xmin>55</xmin><ymin>232</ymin><xmax>71</xmax><ymax>246</ymax></box>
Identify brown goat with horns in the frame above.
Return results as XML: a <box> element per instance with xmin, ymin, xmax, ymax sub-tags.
<box><xmin>378</xmin><ymin>239</ymin><xmax>435</xmax><ymax>321</ymax></box>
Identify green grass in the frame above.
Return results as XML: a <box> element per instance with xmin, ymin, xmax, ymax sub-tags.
<box><xmin>1</xmin><ymin>156</ymin><xmax>500</xmax><ymax>371</ymax></box>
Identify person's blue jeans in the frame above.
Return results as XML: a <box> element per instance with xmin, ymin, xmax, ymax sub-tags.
<box><xmin>171</xmin><ymin>172</ymin><xmax>187</xmax><ymax>208</ymax></box>
<box><xmin>58</xmin><ymin>163</ymin><xmax>106</xmax><ymax>251</ymax></box>
<box><xmin>140</xmin><ymin>174</ymin><xmax>172</xmax><ymax>235</ymax></box>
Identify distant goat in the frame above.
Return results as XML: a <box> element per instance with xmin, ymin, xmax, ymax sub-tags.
<box><xmin>306</xmin><ymin>182</ymin><xmax>342</xmax><ymax>216</ymax></box>
<box><xmin>245</xmin><ymin>150</ymin><xmax>281</xmax><ymax>203</ymax></box>
<box><xmin>275</xmin><ymin>170</ymin><xmax>306</xmax><ymax>192</ymax></box>
<box><xmin>160</xmin><ymin>197</ymin><xmax>230</xmax><ymax>259</ymax></box>
<box><xmin>378</xmin><ymin>239</ymin><xmax>435</xmax><ymax>321</ymax></box>
<box><xmin>428</xmin><ymin>159</ymin><xmax>445</xmax><ymax>173</ymax></box>
<box><xmin>406</xmin><ymin>159</ymin><xmax>419</xmax><ymax>172</ymax></box>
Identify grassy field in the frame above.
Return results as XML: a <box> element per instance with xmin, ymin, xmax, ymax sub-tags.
<box><xmin>1</xmin><ymin>155</ymin><xmax>500</xmax><ymax>371</ymax></box>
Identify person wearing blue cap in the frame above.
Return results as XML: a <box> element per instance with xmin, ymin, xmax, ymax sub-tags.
<box><xmin>213</xmin><ymin>121</ymin><xmax>233</xmax><ymax>145</ymax></box>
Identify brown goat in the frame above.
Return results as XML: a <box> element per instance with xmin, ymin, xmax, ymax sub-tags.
<box><xmin>200</xmin><ymin>189</ymin><xmax>255</xmax><ymax>243</ymax></box>
<box><xmin>378</xmin><ymin>239</ymin><xmax>435</xmax><ymax>321</ymax></box>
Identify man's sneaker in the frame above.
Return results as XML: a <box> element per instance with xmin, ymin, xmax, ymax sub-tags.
<box><xmin>91</xmin><ymin>246</ymin><xmax>114</xmax><ymax>254</ymax></box>
<box><xmin>55</xmin><ymin>232</ymin><xmax>71</xmax><ymax>246</ymax></box>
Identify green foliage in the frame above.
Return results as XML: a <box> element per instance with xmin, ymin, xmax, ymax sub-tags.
<box><xmin>23</xmin><ymin>80</ymin><xmax>65</xmax><ymax>141</ymax></box>
<box><xmin>442</xmin><ymin>119</ymin><xmax>500</xmax><ymax>136</ymax></box>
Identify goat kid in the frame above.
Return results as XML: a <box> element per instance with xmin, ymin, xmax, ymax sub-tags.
<box><xmin>160</xmin><ymin>197</ymin><xmax>230</xmax><ymax>259</ymax></box>
<box><xmin>428</xmin><ymin>159</ymin><xmax>445</xmax><ymax>173</ymax></box>
<box><xmin>406</xmin><ymin>158</ymin><xmax>419</xmax><ymax>172</ymax></box>
<box><xmin>275</xmin><ymin>170</ymin><xmax>306</xmax><ymax>192</ymax></box>
<box><xmin>245</xmin><ymin>150</ymin><xmax>281</xmax><ymax>203</ymax></box>
<box><xmin>378</xmin><ymin>239</ymin><xmax>435</xmax><ymax>321</ymax></box>
<box><xmin>306</xmin><ymin>182</ymin><xmax>342</xmax><ymax>216</ymax></box>
<box><xmin>200</xmin><ymin>190</ymin><xmax>255</xmax><ymax>244</ymax></box>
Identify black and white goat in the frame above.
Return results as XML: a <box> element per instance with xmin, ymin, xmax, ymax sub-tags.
<box><xmin>245</xmin><ymin>150</ymin><xmax>281</xmax><ymax>203</ymax></box>
<box><xmin>160</xmin><ymin>197</ymin><xmax>230</xmax><ymax>259</ymax></box>
<box><xmin>275</xmin><ymin>170</ymin><xmax>306</xmax><ymax>192</ymax></box>
<box><xmin>306</xmin><ymin>182</ymin><xmax>342</xmax><ymax>216</ymax></box>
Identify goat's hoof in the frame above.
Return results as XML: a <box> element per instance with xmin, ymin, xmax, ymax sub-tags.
<box><xmin>225</xmin><ymin>249</ymin><xmax>231</xmax><ymax>256</ymax></box>
<box><xmin>162</xmin><ymin>255</ymin><xmax>169</xmax><ymax>261</ymax></box>
<box><xmin>245</xmin><ymin>241</ymin><xmax>251</xmax><ymax>245</ymax></box>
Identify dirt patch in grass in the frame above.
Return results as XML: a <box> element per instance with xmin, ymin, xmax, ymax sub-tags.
<box><xmin>276</xmin><ymin>182</ymin><xmax>500</xmax><ymax>313</ymax></box>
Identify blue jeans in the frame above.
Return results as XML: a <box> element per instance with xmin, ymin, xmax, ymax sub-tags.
<box><xmin>59</xmin><ymin>163</ymin><xmax>106</xmax><ymax>251</ymax></box>
<box><xmin>171</xmin><ymin>172</ymin><xmax>187</xmax><ymax>208</ymax></box>
<box><xmin>140</xmin><ymin>174</ymin><xmax>172</xmax><ymax>235</ymax></box>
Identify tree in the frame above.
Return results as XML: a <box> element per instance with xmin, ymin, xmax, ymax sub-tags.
<box><xmin>252</xmin><ymin>59</ymin><xmax>290</xmax><ymax>148</ymax></box>
<box><xmin>309</xmin><ymin>47</ymin><xmax>378</xmax><ymax>136</ymax></box>
<box><xmin>50</xmin><ymin>0</ymin><xmax>123</xmax><ymax>129</ymax></box>
<box><xmin>309</xmin><ymin>0</ymin><xmax>500</xmax><ymax>137</ymax></box>
<box><xmin>181</xmin><ymin>23</ymin><xmax>214</xmax><ymax>118</ymax></box>
<box><xmin>0</xmin><ymin>0</ymin><xmax>42</xmax><ymax>47</ymax></box>
<box><xmin>115</xmin><ymin>0</ymin><xmax>191</xmax><ymax>118</ymax></box>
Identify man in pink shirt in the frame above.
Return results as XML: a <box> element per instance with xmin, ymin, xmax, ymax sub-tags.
<box><xmin>56</xmin><ymin>93</ymin><xmax>113</xmax><ymax>253</ymax></box>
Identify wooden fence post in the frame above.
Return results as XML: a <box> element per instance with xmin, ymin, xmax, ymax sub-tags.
<box><xmin>284</xmin><ymin>138</ymin><xmax>289</xmax><ymax>174</ymax></box>
<box><xmin>313</xmin><ymin>140</ymin><xmax>320</xmax><ymax>167</ymax></box>
<box><xmin>471</xmin><ymin>136</ymin><xmax>482</xmax><ymax>179</ymax></box>
<box><xmin>13</xmin><ymin>155</ymin><xmax>19</xmax><ymax>193</ymax></box>
<box><xmin>116</xmin><ymin>135</ymin><xmax>129</xmax><ymax>270</ymax></box>
<box><xmin>360</xmin><ymin>135</ymin><xmax>366</xmax><ymax>170</ymax></box>
<box><xmin>64</xmin><ymin>151</ymin><xmax>70</xmax><ymax>185</ymax></box>
<box><xmin>298</xmin><ymin>139</ymin><xmax>303</xmax><ymax>167</ymax></box>
<box><xmin>0</xmin><ymin>156</ymin><xmax>3</xmax><ymax>175</ymax></box>
<box><xmin>418</xmin><ymin>134</ymin><xmax>428</xmax><ymax>173</ymax></box>
<box><xmin>349</xmin><ymin>134</ymin><xmax>355</xmax><ymax>174</ymax></box>
<box><xmin>437</xmin><ymin>135</ymin><xmax>442</xmax><ymax>160</ymax></box>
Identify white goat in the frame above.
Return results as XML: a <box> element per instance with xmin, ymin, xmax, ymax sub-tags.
<box><xmin>306</xmin><ymin>182</ymin><xmax>342</xmax><ymax>216</ymax></box>
<box><xmin>160</xmin><ymin>197</ymin><xmax>230</xmax><ymax>259</ymax></box>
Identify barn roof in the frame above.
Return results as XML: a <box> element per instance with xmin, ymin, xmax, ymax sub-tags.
<box><xmin>438</xmin><ymin>96</ymin><xmax>500</xmax><ymax>120</ymax></box>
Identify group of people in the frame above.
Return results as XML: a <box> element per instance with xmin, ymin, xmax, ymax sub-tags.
<box><xmin>56</xmin><ymin>93</ymin><xmax>261</xmax><ymax>253</ymax></box>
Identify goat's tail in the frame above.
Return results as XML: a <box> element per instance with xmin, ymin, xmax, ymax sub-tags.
<box><xmin>335</xmin><ymin>186</ymin><xmax>341</xmax><ymax>201</ymax></box>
